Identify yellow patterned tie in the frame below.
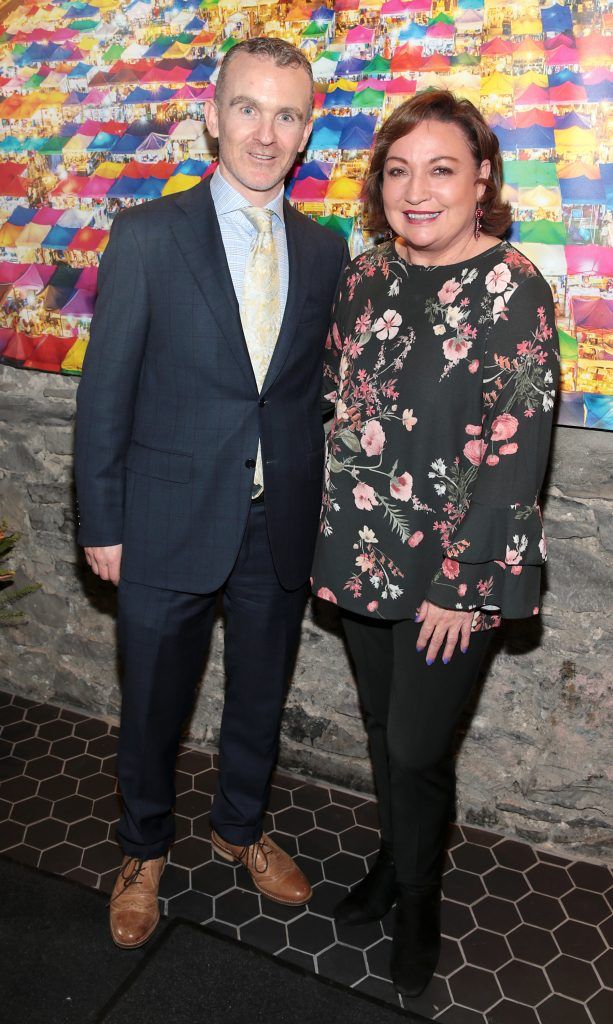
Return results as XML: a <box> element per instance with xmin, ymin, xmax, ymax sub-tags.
<box><xmin>240</xmin><ymin>206</ymin><xmax>281</xmax><ymax>497</ymax></box>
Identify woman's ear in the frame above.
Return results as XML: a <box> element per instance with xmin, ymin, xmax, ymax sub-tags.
<box><xmin>477</xmin><ymin>159</ymin><xmax>491</xmax><ymax>200</ymax></box>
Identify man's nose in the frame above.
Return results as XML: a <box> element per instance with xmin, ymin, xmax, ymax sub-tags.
<box><xmin>254</xmin><ymin>117</ymin><xmax>276</xmax><ymax>145</ymax></box>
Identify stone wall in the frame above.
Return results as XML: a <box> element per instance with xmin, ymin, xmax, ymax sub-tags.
<box><xmin>1</xmin><ymin>364</ymin><xmax>612</xmax><ymax>861</ymax></box>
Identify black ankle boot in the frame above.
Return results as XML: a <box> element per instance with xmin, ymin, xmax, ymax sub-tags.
<box><xmin>334</xmin><ymin>845</ymin><xmax>396</xmax><ymax>926</ymax></box>
<box><xmin>390</xmin><ymin>884</ymin><xmax>441</xmax><ymax>998</ymax></box>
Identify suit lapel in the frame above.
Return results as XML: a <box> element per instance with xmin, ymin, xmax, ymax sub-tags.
<box><xmin>171</xmin><ymin>179</ymin><xmax>256</xmax><ymax>390</ymax></box>
<box><xmin>261</xmin><ymin>200</ymin><xmax>315</xmax><ymax>393</ymax></box>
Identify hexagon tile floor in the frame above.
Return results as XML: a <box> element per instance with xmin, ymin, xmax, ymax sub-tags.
<box><xmin>1</xmin><ymin>689</ymin><xmax>612</xmax><ymax>1024</ymax></box>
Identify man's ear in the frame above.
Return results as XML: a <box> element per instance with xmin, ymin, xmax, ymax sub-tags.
<box><xmin>204</xmin><ymin>99</ymin><xmax>219</xmax><ymax>140</ymax></box>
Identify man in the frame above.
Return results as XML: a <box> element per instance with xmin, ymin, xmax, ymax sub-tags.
<box><xmin>74</xmin><ymin>37</ymin><xmax>348</xmax><ymax>949</ymax></box>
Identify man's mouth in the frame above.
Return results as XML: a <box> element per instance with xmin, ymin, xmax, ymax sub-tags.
<box><xmin>403</xmin><ymin>211</ymin><xmax>441</xmax><ymax>222</ymax></box>
<box><xmin>249</xmin><ymin>153</ymin><xmax>276</xmax><ymax>162</ymax></box>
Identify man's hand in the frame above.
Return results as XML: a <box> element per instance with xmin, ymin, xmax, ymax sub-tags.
<box><xmin>84</xmin><ymin>545</ymin><xmax>122</xmax><ymax>586</ymax></box>
<box><xmin>415</xmin><ymin>600</ymin><xmax>473</xmax><ymax>665</ymax></box>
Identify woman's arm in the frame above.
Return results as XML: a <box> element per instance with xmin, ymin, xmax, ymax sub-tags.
<box><xmin>427</xmin><ymin>271</ymin><xmax>560</xmax><ymax>624</ymax></box>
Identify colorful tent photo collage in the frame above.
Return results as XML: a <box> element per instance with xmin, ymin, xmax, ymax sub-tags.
<box><xmin>0</xmin><ymin>0</ymin><xmax>611</xmax><ymax>428</ymax></box>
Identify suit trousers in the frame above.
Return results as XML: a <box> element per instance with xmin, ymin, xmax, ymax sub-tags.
<box><xmin>116</xmin><ymin>502</ymin><xmax>308</xmax><ymax>859</ymax></box>
<box><xmin>341</xmin><ymin>612</ymin><xmax>492</xmax><ymax>887</ymax></box>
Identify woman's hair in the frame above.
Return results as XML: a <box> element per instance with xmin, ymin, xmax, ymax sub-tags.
<box><xmin>362</xmin><ymin>90</ymin><xmax>512</xmax><ymax>237</ymax></box>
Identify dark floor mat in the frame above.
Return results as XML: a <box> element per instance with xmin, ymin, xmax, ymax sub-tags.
<box><xmin>98</xmin><ymin>917</ymin><xmax>433</xmax><ymax>1024</ymax></box>
<box><xmin>0</xmin><ymin>854</ymin><xmax>168</xmax><ymax>1024</ymax></box>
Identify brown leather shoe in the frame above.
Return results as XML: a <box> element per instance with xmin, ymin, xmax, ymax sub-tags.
<box><xmin>211</xmin><ymin>829</ymin><xmax>312</xmax><ymax>906</ymax></box>
<box><xmin>109</xmin><ymin>855</ymin><xmax>165</xmax><ymax>948</ymax></box>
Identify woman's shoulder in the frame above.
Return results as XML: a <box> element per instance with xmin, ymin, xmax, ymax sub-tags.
<box><xmin>487</xmin><ymin>241</ymin><xmax>550</xmax><ymax>287</ymax></box>
<box><xmin>346</xmin><ymin>239</ymin><xmax>394</xmax><ymax>271</ymax></box>
<box><xmin>338</xmin><ymin>240</ymin><xmax>399</xmax><ymax>300</ymax></box>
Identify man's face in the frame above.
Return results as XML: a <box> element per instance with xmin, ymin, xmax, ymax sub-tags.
<box><xmin>205</xmin><ymin>53</ymin><xmax>313</xmax><ymax>206</ymax></box>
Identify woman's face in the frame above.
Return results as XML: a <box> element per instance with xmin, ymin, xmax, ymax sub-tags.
<box><xmin>381</xmin><ymin>119</ymin><xmax>490</xmax><ymax>263</ymax></box>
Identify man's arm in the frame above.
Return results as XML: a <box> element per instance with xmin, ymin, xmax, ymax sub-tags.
<box><xmin>74</xmin><ymin>210</ymin><xmax>150</xmax><ymax>575</ymax></box>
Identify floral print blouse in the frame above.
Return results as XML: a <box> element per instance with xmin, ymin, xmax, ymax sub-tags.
<box><xmin>311</xmin><ymin>240</ymin><xmax>559</xmax><ymax>630</ymax></box>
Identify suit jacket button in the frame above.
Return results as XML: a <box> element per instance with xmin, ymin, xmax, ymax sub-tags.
<box><xmin>259</xmin><ymin>398</ymin><xmax>267</xmax><ymax>407</ymax></box>
<box><xmin>245</xmin><ymin>458</ymin><xmax>256</xmax><ymax>469</ymax></box>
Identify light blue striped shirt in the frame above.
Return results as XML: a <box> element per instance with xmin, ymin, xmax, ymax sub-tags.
<box><xmin>210</xmin><ymin>167</ymin><xmax>289</xmax><ymax>316</ymax></box>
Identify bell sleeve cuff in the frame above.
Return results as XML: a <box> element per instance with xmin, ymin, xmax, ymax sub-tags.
<box><xmin>426</xmin><ymin>500</ymin><xmax>547</xmax><ymax>619</ymax></box>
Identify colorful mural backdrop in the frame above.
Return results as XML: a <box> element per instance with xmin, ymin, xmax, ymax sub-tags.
<box><xmin>0</xmin><ymin>0</ymin><xmax>611</xmax><ymax>428</ymax></box>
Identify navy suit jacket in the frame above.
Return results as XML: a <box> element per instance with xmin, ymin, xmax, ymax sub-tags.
<box><xmin>74</xmin><ymin>177</ymin><xmax>348</xmax><ymax>593</ymax></box>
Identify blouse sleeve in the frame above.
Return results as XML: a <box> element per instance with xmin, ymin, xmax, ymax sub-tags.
<box><xmin>427</xmin><ymin>271</ymin><xmax>560</xmax><ymax>619</ymax></box>
<box><xmin>321</xmin><ymin>262</ymin><xmax>352</xmax><ymax>420</ymax></box>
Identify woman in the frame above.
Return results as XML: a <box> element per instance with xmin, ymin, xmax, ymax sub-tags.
<box><xmin>312</xmin><ymin>90</ymin><xmax>559</xmax><ymax>998</ymax></box>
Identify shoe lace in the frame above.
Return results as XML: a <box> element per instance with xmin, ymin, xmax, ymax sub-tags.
<box><xmin>237</xmin><ymin>838</ymin><xmax>271</xmax><ymax>875</ymax></box>
<box><xmin>109</xmin><ymin>857</ymin><xmax>144</xmax><ymax>904</ymax></box>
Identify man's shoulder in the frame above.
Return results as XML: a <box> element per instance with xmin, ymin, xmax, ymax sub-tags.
<box><xmin>284</xmin><ymin>201</ymin><xmax>346</xmax><ymax>255</ymax></box>
<box><xmin>112</xmin><ymin>179</ymin><xmax>210</xmax><ymax>236</ymax></box>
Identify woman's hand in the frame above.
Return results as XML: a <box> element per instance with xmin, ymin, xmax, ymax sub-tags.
<box><xmin>415</xmin><ymin>600</ymin><xmax>473</xmax><ymax>665</ymax></box>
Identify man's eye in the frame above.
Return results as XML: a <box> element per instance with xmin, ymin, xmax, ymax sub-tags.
<box><xmin>241</xmin><ymin>106</ymin><xmax>255</xmax><ymax>116</ymax></box>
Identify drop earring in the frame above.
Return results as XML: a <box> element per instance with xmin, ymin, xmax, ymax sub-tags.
<box><xmin>474</xmin><ymin>205</ymin><xmax>483</xmax><ymax>240</ymax></box>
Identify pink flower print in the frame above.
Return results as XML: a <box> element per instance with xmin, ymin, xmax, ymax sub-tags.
<box><xmin>443</xmin><ymin>337</ymin><xmax>471</xmax><ymax>363</ymax></box>
<box><xmin>442</xmin><ymin>557</ymin><xmax>460</xmax><ymax>580</ymax></box>
<box><xmin>402</xmin><ymin>408</ymin><xmax>417</xmax><ymax>431</ymax></box>
<box><xmin>468</xmin><ymin>359</ymin><xmax>479</xmax><ymax>374</ymax></box>
<box><xmin>361</xmin><ymin>420</ymin><xmax>386</xmax><ymax>457</ymax></box>
<box><xmin>505</xmin><ymin>546</ymin><xmax>522</xmax><ymax>565</ymax></box>
<box><xmin>539</xmin><ymin>535</ymin><xmax>547</xmax><ymax>560</ymax></box>
<box><xmin>511</xmin><ymin>565</ymin><xmax>523</xmax><ymax>575</ymax></box>
<box><xmin>465</xmin><ymin>424</ymin><xmax>482</xmax><ymax>436</ymax></box>
<box><xmin>492</xmin><ymin>295</ymin><xmax>508</xmax><ymax>322</ymax></box>
<box><xmin>355</xmin><ymin>309</ymin><xmax>372</xmax><ymax>334</ymax></box>
<box><xmin>437</xmin><ymin>278</ymin><xmax>462</xmax><ymax>305</ymax></box>
<box><xmin>499</xmin><ymin>443</ymin><xmax>518</xmax><ymax>455</ymax></box>
<box><xmin>390</xmin><ymin>472</ymin><xmax>413</xmax><ymax>501</ymax></box>
<box><xmin>433</xmin><ymin>324</ymin><xmax>446</xmax><ymax>336</ymax></box>
<box><xmin>491</xmin><ymin>413</ymin><xmax>518</xmax><ymax>442</ymax></box>
<box><xmin>372</xmin><ymin>309</ymin><xmax>402</xmax><ymax>340</ymax></box>
<box><xmin>486</xmin><ymin>454</ymin><xmax>499</xmax><ymax>467</ymax></box>
<box><xmin>355</xmin><ymin>553</ymin><xmax>372</xmax><ymax>571</ymax></box>
<box><xmin>408</xmin><ymin>531</ymin><xmax>423</xmax><ymax>548</ymax></box>
<box><xmin>317</xmin><ymin>587</ymin><xmax>337</xmax><ymax>604</ymax></box>
<box><xmin>353</xmin><ymin>482</ymin><xmax>379</xmax><ymax>510</ymax></box>
<box><xmin>485</xmin><ymin>263</ymin><xmax>512</xmax><ymax>294</ymax></box>
<box><xmin>367</xmin><ymin>600</ymin><xmax>379</xmax><ymax>613</ymax></box>
<box><xmin>533</xmin><ymin>606</ymin><xmax>539</xmax><ymax>615</ymax></box>
<box><xmin>458</xmin><ymin>583</ymin><xmax>467</xmax><ymax>597</ymax></box>
<box><xmin>463</xmin><ymin>439</ymin><xmax>486</xmax><ymax>466</ymax></box>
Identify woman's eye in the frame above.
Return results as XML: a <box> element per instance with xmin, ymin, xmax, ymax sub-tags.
<box><xmin>433</xmin><ymin>167</ymin><xmax>452</xmax><ymax>175</ymax></box>
<box><xmin>387</xmin><ymin>167</ymin><xmax>405</xmax><ymax>177</ymax></box>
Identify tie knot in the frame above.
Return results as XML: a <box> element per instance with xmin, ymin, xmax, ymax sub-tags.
<box><xmin>242</xmin><ymin>206</ymin><xmax>274</xmax><ymax>235</ymax></box>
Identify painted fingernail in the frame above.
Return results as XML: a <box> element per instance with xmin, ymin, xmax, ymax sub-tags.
<box><xmin>416</xmin><ymin>644</ymin><xmax>424</xmax><ymax>652</ymax></box>
<box><xmin>426</xmin><ymin>658</ymin><xmax>434</xmax><ymax>666</ymax></box>
<box><xmin>461</xmin><ymin>647</ymin><xmax>468</xmax><ymax>654</ymax></box>
<box><xmin>442</xmin><ymin>657</ymin><xmax>449</xmax><ymax>665</ymax></box>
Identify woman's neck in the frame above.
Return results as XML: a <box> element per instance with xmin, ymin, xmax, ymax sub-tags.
<box><xmin>395</xmin><ymin>231</ymin><xmax>501</xmax><ymax>267</ymax></box>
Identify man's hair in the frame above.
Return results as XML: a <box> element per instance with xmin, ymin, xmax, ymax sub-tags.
<box><xmin>214</xmin><ymin>37</ymin><xmax>314</xmax><ymax>113</ymax></box>
<box><xmin>362</xmin><ymin>89</ymin><xmax>512</xmax><ymax>237</ymax></box>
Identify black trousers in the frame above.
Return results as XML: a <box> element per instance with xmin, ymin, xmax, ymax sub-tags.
<box><xmin>116</xmin><ymin>502</ymin><xmax>308</xmax><ymax>859</ymax></box>
<box><xmin>341</xmin><ymin>612</ymin><xmax>492</xmax><ymax>887</ymax></box>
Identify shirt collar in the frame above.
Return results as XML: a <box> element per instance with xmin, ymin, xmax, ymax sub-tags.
<box><xmin>211</xmin><ymin>166</ymin><xmax>285</xmax><ymax>226</ymax></box>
